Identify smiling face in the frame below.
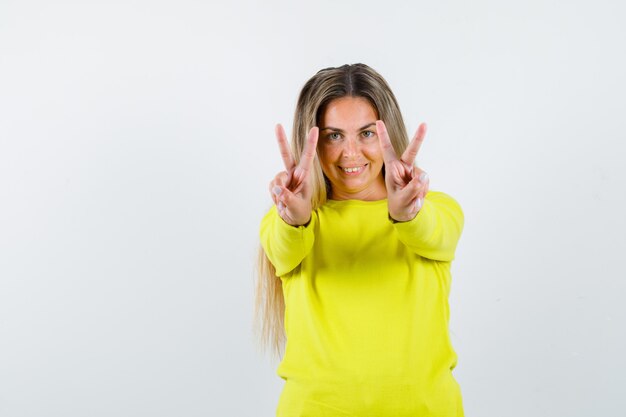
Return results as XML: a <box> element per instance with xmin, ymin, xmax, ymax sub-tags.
<box><xmin>317</xmin><ymin>96</ymin><xmax>387</xmax><ymax>201</ymax></box>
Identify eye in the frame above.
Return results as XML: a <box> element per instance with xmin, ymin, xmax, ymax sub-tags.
<box><xmin>328</xmin><ymin>132</ymin><xmax>342</xmax><ymax>141</ymax></box>
<box><xmin>361</xmin><ymin>130</ymin><xmax>375</xmax><ymax>138</ymax></box>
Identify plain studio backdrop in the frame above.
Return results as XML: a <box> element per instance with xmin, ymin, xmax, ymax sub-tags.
<box><xmin>1</xmin><ymin>0</ymin><xmax>624</xmax><ymax>416</ymax></box>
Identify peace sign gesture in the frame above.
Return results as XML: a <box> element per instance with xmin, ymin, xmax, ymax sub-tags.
<box><xmin>376</xmin><ymin>120</ymin><xmax>430</xmax><ymax>222</ymax></box>
<box><xmin>269</xmin><ymin>124</ymin><xmax>319</xmax><ymax>226</ymax></box>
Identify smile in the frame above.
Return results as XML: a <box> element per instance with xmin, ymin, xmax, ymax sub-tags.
<box><xmin>340</xmin><ymin>164</ymin><xmax>367</xmax><ymax>174</ymax></box>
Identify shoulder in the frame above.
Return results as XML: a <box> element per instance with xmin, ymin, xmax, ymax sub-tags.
<box><xmin>424</xmin><ymin>191</ymin><xmax>464</xmax><ymax>224</ymax></box>
<box><xmin>426</xmin><ymin>190</ymin><xmax>462</xmax><ymax>208</ymax></box>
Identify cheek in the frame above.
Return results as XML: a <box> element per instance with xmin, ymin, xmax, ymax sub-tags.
<box><xmin>318</xmin><ymin>146</ymin><xmax>340</xmax><ymax>166</ymax></box>
<box><xmin>364</xmin><ymin>143</ymin><xmax>384</xmax><ymax>164</ymax></box>
<box><xmin>317</xmin><ymin>148</ymin><xmax>332</xmax><ymax>171</ymax></box>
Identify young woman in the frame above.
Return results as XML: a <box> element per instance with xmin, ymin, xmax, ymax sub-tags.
<box><xmin>256</xmin><ymin>63</ymin><xmax>465</xmax><ymax>417</ymax></box>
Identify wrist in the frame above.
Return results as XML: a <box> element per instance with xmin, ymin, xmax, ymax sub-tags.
<box><xmin>278</xmin><ymin>210</ymin><xmax>312</xmax><ymax>228</ymax></box>
<box><xmin>388</xmin><ymin>197</ymin><xmax>424</xmax><ymax>223</ymax></box>
<box><xmin>388</xmin><ymin>212</ymin><xmax>417</xmax><ymax>223</ymax></box>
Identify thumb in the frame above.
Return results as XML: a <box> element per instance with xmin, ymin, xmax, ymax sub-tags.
<box><xmin>276</xmin><ymin>186</ymin><xmax>297</xmax><ymax>208</ymax></box>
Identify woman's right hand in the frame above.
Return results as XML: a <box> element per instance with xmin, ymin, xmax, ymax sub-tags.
<box><xmin>269</xmin><ymin>124</ymin><xmax>319</xmax><ymax>226</ymax></box>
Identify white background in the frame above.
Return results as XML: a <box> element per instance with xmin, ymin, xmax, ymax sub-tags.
<box><xmin>1</xmin><ymin>1</ymin><xmax>625</xmax><ymax>416</ymax></box>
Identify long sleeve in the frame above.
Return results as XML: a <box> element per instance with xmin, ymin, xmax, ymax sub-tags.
<box><xmin>274</xmin><ymin>197</ymin><xmax>465</xmax><ymax>415</ymax></box>
<box><xmin>259</xmin><ymin>205</ymin><xmax>317</xmax><ymax>276</ymax></box>
<box><xmin>392</xmin><ymin>191</ymin><xmax>464</xmax><ymax>262</ymax></box>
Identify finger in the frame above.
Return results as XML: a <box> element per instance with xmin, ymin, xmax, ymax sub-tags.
<box><xmin>276</xmin><ymin>124</ymin><xmax>296</xmax><ymax>171</ymax></box>
<box><xmin>270</xmin><ymin>175</ymin><xmax>287</xmax><ymax>205</ymax></box>
<box><xmin>401</xmin><ymin>123</ymin><xmax>427</xmax><ymax>165</ymax></box>
<box><xmin>273</xmin><ymin>171</ymin><xmax>289</xmax><ymax>188</ymax></box>
<box><xmin>400</xmin><ymin>168</ymin><xmax>430</xmax><ymax>200</ymax></box>
<box><xmin>270</xmin><ymin>171</ymin><xmax>289</xmax><ymax>202</ymax></box>
<box><xmin>407</xmin><ymin>167</ymin><xmax>429</xmax><ymax>212</ymax></box>
<box><xmin>415</xmin><ymin>196</ymin><xmax>424</xmax><ymax>211</ymax></box>
<box><xmin>414</xmin><ymin>167</ymin><xmax>429</xmax><ymax>198</ymax></box>
<box><xmin>413</xmin><ymin>167</ymin><xmax>428</xmax><ymax>183</ymax></box>
<box><xmin>418</xmin><ymin>177</ymin><xmax>430</xmax><ymax>200</ymax></box>
<box><xmin>376</xmin><ymin>120</ymin><xmax>399</xmax><ymax>165</ymax></box>
<box><xmin>294</xmin><ymin>126</ymin><xmax>319</xmax><ymax>179</ymax></box>
<box><xmin>402</xmin><ymin>173</ymin><xmax>422</xmax><ymax>200</ymax></box>
<box><xmin>406</xmin><ymin>187</ymin><xmax>424</xmax><ymax>213</ymax></box>
<box><xmin>276</xmin><ymin>187</ymin><xmax>297</xmax><ymax>216</ymax></box>
<box><xmin>269</xmin><ymin>180</ymin><xmax>279</xmax><ymax>205</ymax></box>
<box><xmin>278</xmin><ymin>187</ymin><xmax>296</xmax><ymax>207</ymax></box>
<box><xmin>416</xmin><ymin>182</ymin><xmax>429</xmax><ymax>211</ymax></box>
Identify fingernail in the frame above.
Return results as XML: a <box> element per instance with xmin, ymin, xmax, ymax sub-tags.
<box><xmin>415</xmin><ymin>198</ymin><xmax>423</xmax><ymax>211</ymax></box>
<box><xmin>419</xmin><ymin>172</ymin><xmax>428</xmax><ymax>182</ymax></box>
<box><xmin>277</xmin><ymin>202</ymin><xmax>285</xmax><ymax>211</ymax></box>
<box><xmin>272</xmin><ymin>186</ymin><xmax>282</xmax><ymax>196</ymax></box>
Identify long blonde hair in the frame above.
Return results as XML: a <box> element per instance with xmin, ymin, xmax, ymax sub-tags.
<box><xmin>254</xmin><ymin>63</ymin><xmax>411</xmax><ymax>358</ymax></box>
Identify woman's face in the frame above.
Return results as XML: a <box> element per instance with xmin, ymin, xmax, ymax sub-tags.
<box><xmin>317</xmin><ymin>96</ymin><xmax>386</xmax><ymax>201</ymax></box>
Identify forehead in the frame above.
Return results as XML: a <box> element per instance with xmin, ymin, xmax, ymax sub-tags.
<box><xmin>320</xmin><ymin>96</ymin><xmax>378</xmax><ymax>128</ymax></box>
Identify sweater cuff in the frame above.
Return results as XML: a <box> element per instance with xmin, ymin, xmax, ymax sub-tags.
<box><xmin>389</xmin><ymin>198</ymin><xmax>437</xmax><ymax>242</ymax></box>
<box><xmin>263</xmin><ymin>206</ymin><xmax>317</xmax><ymax>276</ymax></box>
<box><xmin>270</xmin><ymin>205</ymin><xmax>317</xmax><ymax>234</ymax></box>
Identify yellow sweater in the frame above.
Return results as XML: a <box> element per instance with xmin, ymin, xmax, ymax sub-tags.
<box><xmin>260</xmin><ymin>191</ymin><xmax>465</xmax><ymax>417</ymax></box>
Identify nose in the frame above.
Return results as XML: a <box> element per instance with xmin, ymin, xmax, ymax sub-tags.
<box><xmin>342</xmin><ymin>136</ymin><xmax>359</xmax><ymax>159</ymax></box>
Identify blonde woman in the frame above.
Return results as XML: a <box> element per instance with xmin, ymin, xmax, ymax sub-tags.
<box><xmin>256</xmin><ymin>63</ymin><xmax>465</xmax><ymax>416</ymax></box>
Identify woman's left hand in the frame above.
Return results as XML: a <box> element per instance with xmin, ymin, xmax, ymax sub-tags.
<box><xmin>376</xmin><ymin>120</ymin><xmax>430</xmax><ymax>222</ymax></box>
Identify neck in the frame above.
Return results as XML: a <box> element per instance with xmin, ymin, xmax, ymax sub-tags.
<box><xmin>329</xmin><ymin>178</ymin><xmax>387</xmax><ymax>201</ymax></box>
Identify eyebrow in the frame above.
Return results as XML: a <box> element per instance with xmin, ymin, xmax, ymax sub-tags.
<box><xmin>320</xmin><ymin>122</ymin><xmax>376</xmax><ymax>132</ymax></box>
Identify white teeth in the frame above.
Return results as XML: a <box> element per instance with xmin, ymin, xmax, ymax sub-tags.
<box><xmin>343</xmin><ymin>166</ymin><xmax>363</xmax><ymax>173</ymax></box>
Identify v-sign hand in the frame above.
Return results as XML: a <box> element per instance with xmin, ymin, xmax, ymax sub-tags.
<box><xmin>376</xmin><ymin>120</ymin><xmax>430</xmax><ymax>222</ymax></box>
<box><xmin>269</xmin><ymin>124</ymin><xmax>319</xmax><ymax>226</ymax></box>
